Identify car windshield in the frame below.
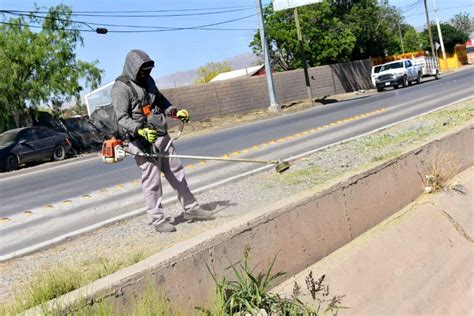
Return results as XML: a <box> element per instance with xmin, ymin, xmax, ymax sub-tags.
<box><xmin>0</xmin><ymin>130</ymin><xmax>19</xmax><ymax>145</ymax></box>
<box><xmin>381</xmin><ymin>62</ymin><xmax>403</xmax><ymax>71</ymax></box>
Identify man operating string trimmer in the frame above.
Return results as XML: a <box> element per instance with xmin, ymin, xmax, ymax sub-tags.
<box><xmin>112</xmin><ymin>49</ymin><xmax>213</xmax><ymax>233</ymax></box>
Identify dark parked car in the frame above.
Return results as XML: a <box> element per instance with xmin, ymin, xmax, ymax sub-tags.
<box><xmin>0</xmin><ymin>126</ymin><xmax>72</xmax><ymax>172</ymax></box>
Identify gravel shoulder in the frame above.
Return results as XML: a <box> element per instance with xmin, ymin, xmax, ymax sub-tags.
<box><xmin>0</xmin><ymin>94</ymin><xmax>472</xmax><ymax>306</ymax></box>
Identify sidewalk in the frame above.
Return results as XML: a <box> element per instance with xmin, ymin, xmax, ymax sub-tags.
<box><xmin>273</xmin><ymin>167</ymin><xmax>474</xmax><ymax>315</ymax></box>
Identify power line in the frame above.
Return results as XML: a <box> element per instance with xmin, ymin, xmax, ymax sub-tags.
<box><xmin>404</xmin><ymin>4</ymin><xmax>474</xmax><ymax>18</ymax></box>
<box><xmin>1</xmin><ymin>8</ymin><xmax>258</xmax><ymax>33</ymax></box>
<box><xmin>0</xmin><ymin>13</ymin><xmax>258</xmax><ymax>33</ymax></box>
<box><xmin>1</xmin><ymin>5</ymin><xmax>255</xmax><ymax>14</ymax></box>
<box><xmin>1</xmin><ymin>7</ymin><xmax>254</xmax><ymax>18</ymax></box>
<box><xmin>94</xmin><ymin>14</ymin><xmax>258</xmax><ymax>33</ymax></box>
<box><xmin>398</xmin><ymin>0</ymin><xmax>421</xmax><ymax>15</ymax></box>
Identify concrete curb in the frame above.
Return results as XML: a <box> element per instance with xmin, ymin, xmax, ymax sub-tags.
<box><xmin>24</xmin><ymin>124</ymin><xmax>473</xmax><ymax>314</ymax></box>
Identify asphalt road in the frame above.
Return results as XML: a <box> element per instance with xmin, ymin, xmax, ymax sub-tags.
<box><xmin>0</xmin><ymin>67</ymin><xmax>473</xmax><ymax>257</ymax></box>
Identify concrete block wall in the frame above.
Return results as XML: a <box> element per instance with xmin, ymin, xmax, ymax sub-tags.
<box><xmin>159</xmin><ymin>59</ymin><xmax>373</xmax><ymax>121</ymax></box>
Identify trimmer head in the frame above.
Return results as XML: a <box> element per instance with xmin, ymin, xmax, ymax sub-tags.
<box><xmin>275</xmin><ymin>160</ymin><xmax>290</xmax><ymax>173</ymax></box>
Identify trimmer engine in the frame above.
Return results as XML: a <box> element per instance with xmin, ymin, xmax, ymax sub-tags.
<box><xmin>101</xmin><ymin>137</ymin><xmax>126</xmax><ymax>163</ymax></box>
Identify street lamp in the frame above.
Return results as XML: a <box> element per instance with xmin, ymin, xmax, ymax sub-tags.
<box><xmin>83</xmin><ymin>22</ymin><xmax>108</xmax><ymax>34</ymax></box>
<box><xmin>95</xmin><ymin>27</ymin><xmax>108</xmax><ymax>34</ymax></box>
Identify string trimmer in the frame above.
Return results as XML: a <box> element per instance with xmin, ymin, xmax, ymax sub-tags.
<box><xmin>101</xmin><ymin>120</ymin><xmax>290</xmax><ymax>174</ymax></box>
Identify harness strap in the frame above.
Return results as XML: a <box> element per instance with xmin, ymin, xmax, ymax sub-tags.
<box><xmin>115</xmin><ymin>75</ymin><xmax>139</xmax><ymax>100</ymax></box>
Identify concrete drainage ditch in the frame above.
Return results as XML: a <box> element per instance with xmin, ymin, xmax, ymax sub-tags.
<box><xmin>24</xmin><ymin>124</ymin><xmax>473</xmax><ymax>315</ymax></box>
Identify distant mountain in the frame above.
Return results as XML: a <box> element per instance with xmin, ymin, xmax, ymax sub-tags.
<box><xmin>156</xmin><ymin>52</ymin><xmax>263</xmax><ymax>89</ymax></box>
<box><xmin>156</xmin><ymin>69</ymin><xmax>197</xmax><ymax>90</ymax></box>
<box><xmin>224</xmin><ymin>52</ymin><xmax>263</xmax><ymax>70</ymax></box>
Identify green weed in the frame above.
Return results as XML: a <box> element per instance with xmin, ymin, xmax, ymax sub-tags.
<box><xmin>196</xmin><ymin>247</ymin><xmax>344</xmax><ymax>315</ymax></box>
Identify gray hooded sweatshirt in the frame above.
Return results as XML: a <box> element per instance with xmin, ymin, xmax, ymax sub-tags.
<box><xmin>111</xmin><ymin>49</ymin><xmax>175</xmax><ymax>138</ymax></box>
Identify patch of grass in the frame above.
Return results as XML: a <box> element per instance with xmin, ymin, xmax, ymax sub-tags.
<box><xmin>40</xmin><ymin>298</ymin><xmax>114</xmax><ymax>316</ymax></box>
<box><xmin>269</xmin><ymin>101</ymin><xmax>472</xmax><ymax>192</ymax></box>
<box><xmin>39</xmin><ymin>280</ymin><xmax>175</xmax><ymax>316</ymax></box>
<box><xmin>8</xmin><ymin>266</ymin><xmax>84</xmax><ymax>314</ymax></box>
<box><xmin>371</xmin><ymin>150</ymin><xmax>402</xmax><ymax>162</ymax></box>
<box><xmin>364</xmin><ymin>128</ymin><xmax>431</xmax><ymax>151</ymax></box>
<box><xmin>81</xmin><ymin>251</ymin><xmax>146</xmax><ymax>280</ymax></box>
<box><xmin>4</xmin><ymin>251</ymin><xmax>147</xmax><ymax>315</ymax></box>
<box><xmin>266</xmin><ymin>165</ymin><xmax>323</xmax><ymax>187</ymax></box>
<box><xmin>364</xmin><ymin>104</ymin><xmax>473</xmax><ymax>152</ymax></box>
<box><xmin>428</xmin><ymin>105</ymin><xmax>474</xmax><ymax>123</ymax></box>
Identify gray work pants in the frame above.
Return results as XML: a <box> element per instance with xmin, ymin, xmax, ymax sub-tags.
<box><xmin>128</xmin><ymin>134</ymin><xmax>198</xmax><ymax>225</ymax></box>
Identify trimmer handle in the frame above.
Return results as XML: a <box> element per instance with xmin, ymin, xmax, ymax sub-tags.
<box><xmin>164</xmin><ymin>118</ymin><xmax>185</xmax><ymax>152</ymax></box>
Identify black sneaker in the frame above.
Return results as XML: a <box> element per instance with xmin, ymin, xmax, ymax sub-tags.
<box><xmin>154</xmin><ymin>221</ymin><xmax>177</xmax><ymax>233</ymax></box>
<box><xmin>184</xmin><ymin>207</ymin><xmax>214</xmax><ymax>222</ymax></box>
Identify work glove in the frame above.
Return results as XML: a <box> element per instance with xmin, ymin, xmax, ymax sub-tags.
<box><xmin>177</xmin><ymin>109</ymin><xmax>190</xmax><ymax>123</ymax></box>
<box><xmin>137</xmin><ymin>128</ymin><xmax>158</xmax><ymax>143</ymax></box>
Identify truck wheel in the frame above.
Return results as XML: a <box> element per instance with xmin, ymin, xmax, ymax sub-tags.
<box><xmin>402</xmin><ymin>75</ymin><xmax>408</xmax><ymax>87</ymax></box>
<box><xmin>434</xmin><ymin>71</ymin><xmax>439</xmax><ymax>80</ymax></box>
<box><xmin>417</xmin><ymin>72</ymin><xmax>422</xmax><ymax>84</ymax></box>
<box><xmin>377</xmin><ymin>87</ymin><xmax>383</xmax><ymax>92</ymax></box>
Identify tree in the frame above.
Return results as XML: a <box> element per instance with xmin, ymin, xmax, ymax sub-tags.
<box><xmin>421</xmin><ymin>23</ymin><xmax>469</xmax><ymax>54</ymax></box>
<box><xmin>195</xmin><ymin>62</ymin><xmax>233</xmax><ymax>84</ymax></box>
<box><xmin>0</xmin><ymin>4</ymin><xmax>103</xmax><ymax>131</ymax></box>
<box><xmin>450</xmin><ymin>12</ymin><xmax>474</xmax><ymax>36</ymax></box>
<box><xmin>402</xmin><ymin>24</ymin><xmax>422</xmax><ymax>52</ymax></box>
<box><xmin>250</xmin><ymin>1</ymin><xmax>355</xmax><ymax>71</ymax></box>
<box><xmin>343</xmin><ymin>1</ymin><xmax>402</xmax><ymax>59</ymax></box>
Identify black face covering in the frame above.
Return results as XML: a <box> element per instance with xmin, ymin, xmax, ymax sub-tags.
<box><xmin>136</xmin><ymin>60</ymin><xmax>154</xmax><ymax>86</ymax></box>
<box><xmin>136</xmin><ymin>68</ymin><xmax>152</xmax><ymax>86</ymax></box>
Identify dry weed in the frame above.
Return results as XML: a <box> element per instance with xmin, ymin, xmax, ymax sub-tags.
<box><xmin>423</xmin><ymin>148</ymin><xmax>460</xmax><ymax>193</ymax></box>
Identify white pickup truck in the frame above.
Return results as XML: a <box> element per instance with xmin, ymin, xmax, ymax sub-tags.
<box><xmin>375</xmin><ymin>59</ymin><xmax>422</xmax><ymax>92</ymax></box>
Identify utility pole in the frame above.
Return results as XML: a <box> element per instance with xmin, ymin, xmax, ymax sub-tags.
<box><xmin>423</xmin><ymin>0</ymin><xmax>436</xmax><ymax>57</ymax></box>
<box><xmin>294</xmin><ymin>8</ymin><xmax>313</xmax><ymax>104</ymax></box>
<box><xmin>255</xmin><ymin>0</ymin><xmax>280</xmax><ymax>113</ymax></box>
<box><xmin>398</xmin><ymin>19</ymin><xmax>405</xmax><ymax>54</ymax></box>
<box><xmin>432</xmin><ymin>0</ymin><xmax>449</xmax><ymax>71</ymax></box>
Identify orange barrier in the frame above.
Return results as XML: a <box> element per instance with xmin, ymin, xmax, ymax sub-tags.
<box><xmin>371</xmin><ymin>45</ymin><xmax>468</xmax><ymax>71</ymax></box>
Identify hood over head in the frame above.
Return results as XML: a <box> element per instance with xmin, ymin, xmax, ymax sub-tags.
<box><xmin>122</xmin><ymin>49</ymin><xmax>155</xmax><ymax>82</ymax></box>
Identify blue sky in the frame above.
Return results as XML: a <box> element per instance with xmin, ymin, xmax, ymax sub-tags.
<box><xmin>391</xmin><ymin>0</ymin><xmax>474</xmax><ymax>29</ymax></box>
<box><xmin>1</xmin><ymin>0</ymin><xmax>472</xmax><ymax>92</ymax></box>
